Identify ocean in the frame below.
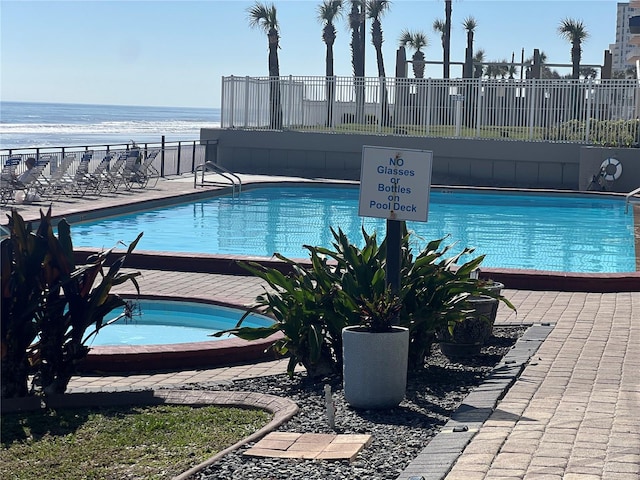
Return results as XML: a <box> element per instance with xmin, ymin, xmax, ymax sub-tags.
<box><xmin>0</xmin><ymin>101</ymin><xmax>221</xmax><ymax>151</ymax></box>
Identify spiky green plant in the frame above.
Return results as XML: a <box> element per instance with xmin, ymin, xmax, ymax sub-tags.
<box><xmin>1</xmin><ymin>208</ymin><xmax>141</xmax><ymax>398</ymax></box>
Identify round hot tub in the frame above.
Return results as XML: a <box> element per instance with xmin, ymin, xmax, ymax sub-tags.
<box><xmin>81</xmin><ymin>298</ymin><xmax>280</xmax><ymax>372</ymax></box>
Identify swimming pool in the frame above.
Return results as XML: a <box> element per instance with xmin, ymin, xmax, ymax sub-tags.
<box><xmin>90</xmin><ymin>299</ymin><xmax>273</xmax><ymax>346</ymax></box>
<box><xmin>69</xmin><ymin>185</ymin><xmax>636</xmax><ymax>273</ymax></box>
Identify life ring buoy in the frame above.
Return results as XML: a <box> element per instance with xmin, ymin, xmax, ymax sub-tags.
<box><xmin>600</xmin><ymin>157</ymin><xmax>622</xmax><ymax>181</ymax></box>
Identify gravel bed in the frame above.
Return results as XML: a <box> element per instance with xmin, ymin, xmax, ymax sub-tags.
<box><xmin>187</xmin><ymin>327</ymin><xmax>527</xmax><ymax>480</ymax></box>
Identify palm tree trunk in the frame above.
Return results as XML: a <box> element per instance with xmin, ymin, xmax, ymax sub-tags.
<box><xmin>571</xmin><ymin>42</ymin><xmax>580</xmax><ymax>79</ymax></box>
<box><xmin>350</xmin><ymin>2</ymin><xmax>365</xmax><ymax>124</ymax></box>
<box><xmin>570</xmin><ymin>41</ymin><xmax>582</xmax><ymax>119</ymax></box>
<box><xmin>444</xmin><ymin>0</ymin><xmax>452</xmax><ymax>79</ymax></box>
<box><xmin>268</xmin><ymin>30</ymin><xmax>282</xmax><ymax>129</ymax></box>
<box><xmin>375</xmin><ymin>47</ymin><xmax>390</xmax><ymax>127</ymax></box>
<box><xmin>326</xmin><ymin>42</ymin><xmax>336</xmax><ymax>127</ymax></box>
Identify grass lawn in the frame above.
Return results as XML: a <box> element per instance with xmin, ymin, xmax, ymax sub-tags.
<box><xmin>1</xmin><ymin>403</ymin><xmax>271</xmax><ymax>480</ymax></box>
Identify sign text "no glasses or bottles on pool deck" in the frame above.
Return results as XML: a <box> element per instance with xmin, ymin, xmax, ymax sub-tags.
<box><xmin>358</xmin><ymin>145</ymin><xmax>433</xmax><ymax>222</ymax></box>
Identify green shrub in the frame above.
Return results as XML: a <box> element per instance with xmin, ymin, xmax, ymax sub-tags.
<box><xmin>1</xmin><ymin>208</ymin><xmax>142</xmax><ymax>398</ymax></box>
<box><xmin>552</xmin><ymin>118</ymin><xmax>639</xmax><ymax>147</ymax></box>
<box><xmin>217</xmin><ymin>225</ymin><xmax>512</xmax><ymax>379</ymax></box>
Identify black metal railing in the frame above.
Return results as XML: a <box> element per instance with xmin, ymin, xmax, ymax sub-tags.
<box><xmin>0</xmin><ymin>138</ymin><xmax>216</xmax><ymax>179</ymax></box>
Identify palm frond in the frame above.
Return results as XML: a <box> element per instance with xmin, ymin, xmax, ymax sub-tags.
<box><xmin>366</xmin><ymin>0</ymin><xmax>390</xmax><ymax>20</ymax></box>
<box><xmin>247</xmin><ymin>2</ymin><xmax>278</xmax><ymax>32</ymax></box>
<box><xmin>557</xmin><ymin>18</ymin><xmax>589</xmax><ymax>42</ymax></box>
<box><xmin>317</xmin><ymin>0</ymin><xmax>343</xmax><ymax>23</ymax></box>
<box><xmin>462</xmin><ymin>16</ymin><xmax>477</xmax><ymax>32</ymax></box>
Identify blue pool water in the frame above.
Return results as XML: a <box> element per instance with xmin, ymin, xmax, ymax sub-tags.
<box><xmin>90</xmin><ymin>300</ymin><xmax>273</xmax><ymax>346</ymax></box>
<box><xmin>69</xmin><ymin>186</ymin><xmax>636</xmax><ymax>273</ymax></box>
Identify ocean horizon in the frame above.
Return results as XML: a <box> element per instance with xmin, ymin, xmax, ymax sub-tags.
<box><xmin>0</xmin><ymin>101</ymin><xmax>221</xmax><ymax>150</ymax></box>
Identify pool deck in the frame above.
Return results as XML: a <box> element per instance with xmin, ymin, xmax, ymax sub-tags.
<box><xmin>3</xmin><ymin>175</ymin><xmax>640</xmax><ymax>479</ymax></box>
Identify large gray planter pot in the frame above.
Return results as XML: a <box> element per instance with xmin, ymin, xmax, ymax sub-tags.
<box><xmin>437</xmin><ymin>295</ymin><xmax>499</xmax><ymax>361</ymax></box>
<box><xmin>342</xmin><ymin>326</ymin><xmax>409</xmax><ymax>409</ymax></box>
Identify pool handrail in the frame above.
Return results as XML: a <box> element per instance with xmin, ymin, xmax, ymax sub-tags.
<box><xmin>625</xmin><ymin>186</ymin><xmax>640</xmax><ymax>213</ymax></box>
<box><xmin>194</xmin><ymin>161</ymin><xmax>242</xmax><ymax>197</ymax></box>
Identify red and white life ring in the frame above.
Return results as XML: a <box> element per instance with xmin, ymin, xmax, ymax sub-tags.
<box><xmin>600</xmin><ymin>157</ymin><xmax>622</xmax><ymax>181</ymax></box>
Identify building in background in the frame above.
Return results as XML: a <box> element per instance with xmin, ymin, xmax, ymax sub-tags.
<box><xmin>609</xmin><ymin>1</ymin><xmax>640</xmax><ymax>77</ymax></box>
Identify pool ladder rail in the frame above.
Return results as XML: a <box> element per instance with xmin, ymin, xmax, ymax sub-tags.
<box><xmin>625</xmin><ymin>186</ymin><xmax>640</xmax><ymax>214</ymax></box>
<box><xmin>194</xmin><ymin>161</ymin><xmax>242</xmax><ymax>197</ymax></box>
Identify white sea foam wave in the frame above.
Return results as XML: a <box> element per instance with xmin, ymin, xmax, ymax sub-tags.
<box><xmin>0</xmin><ymin>120</ymin><xmax>220</xmax><ymax>135</ymax></box>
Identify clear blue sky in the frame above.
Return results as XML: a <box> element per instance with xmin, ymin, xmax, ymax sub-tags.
<box><xmin>1</xmin><ymin>0</ymin><xmax>620</xmax><ymax>108</ymax></box>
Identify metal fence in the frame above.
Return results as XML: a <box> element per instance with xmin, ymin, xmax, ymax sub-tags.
<box><xmin>221</xmin><ymin>76</ymin><xmax>640</xmax><ymax>146</ymax></box>
<box><xmin>0</xmin><ymin>140</ymin><xmax>209</xmax><ymax>180</ymax></box>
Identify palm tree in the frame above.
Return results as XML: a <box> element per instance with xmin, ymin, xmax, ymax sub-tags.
<box><xmin>366</xmin><ymin>0</ymin><xmax>391</xmax><ymax>125</ymax></box>
<box><xmin>318</xmin><ymin>0</ymin><xmax>343</xmax><ymax>126</ymax></box>
<box><xmin>367</xmin><ymin>0</ymin><xmax>391</xmax><ymax>78</ymax></box>
<box><xmin>557</xmin><ymin>18</ymin><xmax>589</xmax><ymax>80</ymax></box>
<box><xmin>247</xmin><ymin>2</ymin><xmax>282</xmax><ymax>129</ymax></box>
<box><xmin>348</xmin><ymin>0</ymin><xmax>365</xmax><ymax>123</ymax></box>
<box><xmin>472</xmin><ymin>49</ymin><xmax>485</xmax><ymax>78</ymax></box>
<box><xmin>443</xmin><ymin>0</ymin><xmax>452</xmax><ymax>79</ymax></box>
<box><xmin>318</xmin><ymin>0</ymin><xmax>343</xmax><ymax>78</ymax></box>
<box><xmin>432</xmin><ymin>19</ymin><xmax>445</xmax><ymax>78</ymax></box>
<box><xmin>348</xmin><ymin>0</ymin><xmax>365</xmax><ymax>77</ymax></box>
<box><xmin>399</xmin><ymin>30</ymin><xmax>429</xmax><ymax>78</ymax></box>
<box><xmin>612</xmin><ymin>67</ymin><xmax>638</xmax><ymax>79</ymax></box>
<box><xmin>579</xmin><ymin>66</ymin><xmax>597</xmax><ymax>79</ymax></box>
<box><xmin>462</xmin><ymin>16</ymin><xmax>477</xmax><ymax>78</ymax></box>
<box><xmin>485</xmin><ymin>61</ymin><xmax>509</xmax><ymax>79</ymax></box>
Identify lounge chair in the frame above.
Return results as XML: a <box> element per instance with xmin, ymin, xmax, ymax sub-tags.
<box><xmin>39</xmin><ymin>153</ymin><xmax>77</xmax><ymax>199</ymax></box>
<box><xmin>0</xmin><ymin>156</ymin><xmax>22</xmax><ymax>205</ymax></box>
<box><xmin>67</xmin><ymin>151</ymin><xmax>95</xmax><ymax>197</ymax></box>
<box><xmin>111</xmin><ymin>149</ymin><xmax>142</xmax><ymax>191</ymax></box>
<box><xmin>129</xmin><ymin>149</ymin><xmax>160</xmax><ymax>188</ymax></box>
<box><xmin>122</xmin><ymin>149</ymin><xmax>160</xmax><ymax>190</ymax></box>
<box><xmin>102</xmin><ymin>151</ymin><xmax>131</xmax><ymax>192</ymax></box>
<box><xmin>84</xmin><ymin>153</ymin><xmax>116</xmax><ymax>195</ymax></box>
<box><xmin>13</xmin><ymin>156</ymin><xmax>51</xmax><ymax>203</ymax></box>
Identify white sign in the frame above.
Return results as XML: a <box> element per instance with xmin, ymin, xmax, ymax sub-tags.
<box><xmin>358</xmin><ymin>145</ymin><xmax>433</xmax><ymax>222</ymax></box>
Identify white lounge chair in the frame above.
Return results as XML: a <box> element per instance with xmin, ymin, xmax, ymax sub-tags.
<box><xmin>67</xmin><ymin>151</ymin><xmax>95</xmax><ymax>197</ymax></box>
<box><xmin>40</xmin><ymin>153</ymin><xmax>77</xmax><ymax>199</ymax></box>
<box><xmin>13</xmin><ymin>156</ymin><xmax>51</xmax><ymax>203</ymax></box>
<box><xmin>0</xmin><ymin>156</ymin><xmax>22</xmax><ymax>205</ymax></box>
<box><xmin>112</xmin><ymin>149</ymin><xmax>142</xmax><ymax>191</ymax></box>
<box><xmin>84</xmin><ymin>153</ymin><xmax>116</xmax><ymax>195</ymax></box>
<box><xmin>102</xmin><ymin>151</ymin><xmax>131</xmax><ymax>192</ymax></box>
<box><xmin>128</xmin><ymin>149</ymin><xmax>160</xmax><ymax>189</ymax></box>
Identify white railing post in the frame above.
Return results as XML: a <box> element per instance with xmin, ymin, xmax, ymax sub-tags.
<box><xmin>287</xmin><ymin>75</ymin><xmax>293</xmax><ymax>129</ymax></box>
<box><xmin>228</xmin><ymin>76</ymin><xmax>235</xmax><ymax>128</ymax></box>
<box><xmin>584</xmin><ymin>78</ymin><xmax>593</xmax><ymax>143</ymax></box>
<box><xmin>243</xmin><ymin>76</ymin><xmax>250</xmax><ymax>128</ymax></box>
<box><xmin>377</xmin><ymin>77</ymin><xmax>384</xmax><ymax>134</ymax></box>
<box><xmin>220</xmin><ymin>76</ymin><xmax>226</xmax><ymax>128</ymax></box>
<box><xmin>425</xmin><ymin>79</ymin><xmax>432</xmax><ymax>135</ymax></box>
<box><xmin>454</xmin><ymin>94</ymin><xmax>463</xmax><ymax>137</ymax></box>
<box><xmin>475</xmin><ymin>77</ymin><xmax>482</xmax><ymax>137</ymax></box>
<box><xmin>528</xmin><ymin>79</ymin><xmax>537</xmax><ymax>141</ymax></box>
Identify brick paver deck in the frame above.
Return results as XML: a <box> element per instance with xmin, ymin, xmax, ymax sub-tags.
<box><xmin>4</xmin><ymin>175</ymin><xmax>639</xmax><ymax>479</ymax></box>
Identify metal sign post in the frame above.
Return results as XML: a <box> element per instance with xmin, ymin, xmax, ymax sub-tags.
<box><xmin>358</xmin><ymin>145</ymin><xmax>433</xmax><ymax>293</ymax></box>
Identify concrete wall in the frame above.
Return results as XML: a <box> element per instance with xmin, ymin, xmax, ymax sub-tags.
<box><xmin>200</xmin><ymin>129</ymin><xmax>639</xmax><ymax>192</ymax></box>
<box><xmin>578</xmin><ymin>146</ymin><xmax>640</xmax><ymax>193</ymax></box>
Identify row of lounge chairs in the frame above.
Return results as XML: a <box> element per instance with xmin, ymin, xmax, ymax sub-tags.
<box><xmin>0</xmin><ymin>148</ymin><xmax>160</xmax><ymax>206</ymax></box>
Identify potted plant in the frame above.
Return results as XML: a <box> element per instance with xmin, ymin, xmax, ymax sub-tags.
<box><xmin>215</xmin><ymin>226</ymin><xmax>515</xmax><ymax>393</ymax></box>
<box><xmin>341</xmin><ymin>288</ymin><xmax>409</xmax><ymax>409</ymax></box>
<box><xmin>437</xmin><ymin>269</ymin><xmax>515</xmax><ymax>358</ymax></box>
<box><xmin>399</xmin><ymin>237</ymin><xmax>487</xmax><ymax>367</ymax></box>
